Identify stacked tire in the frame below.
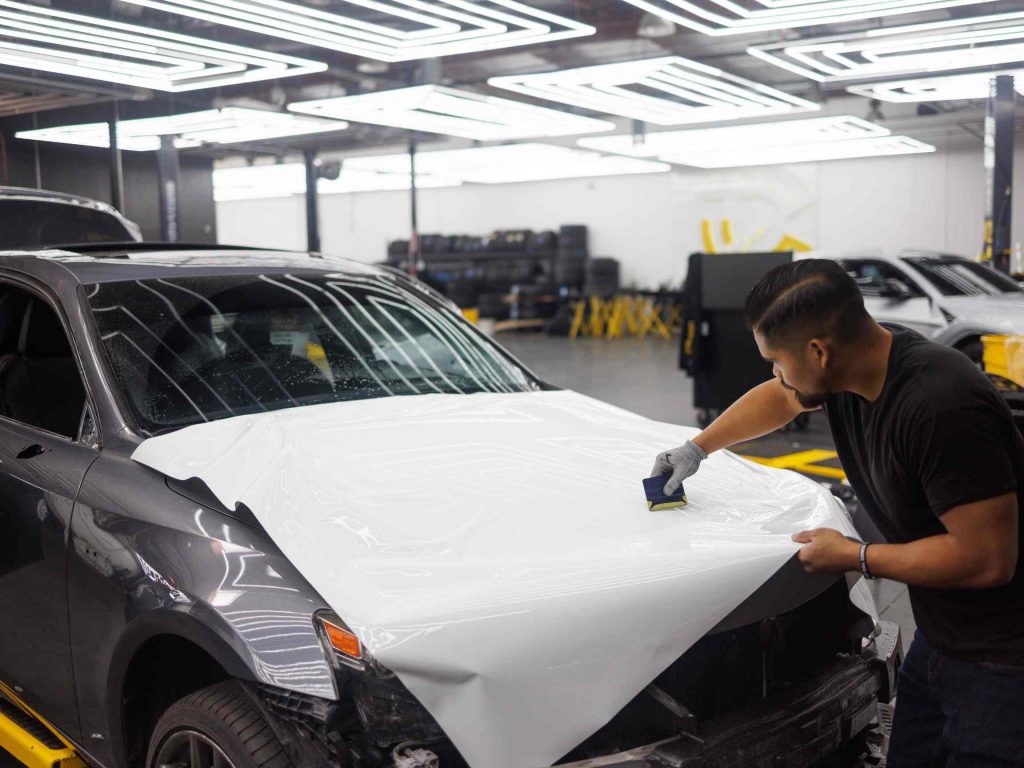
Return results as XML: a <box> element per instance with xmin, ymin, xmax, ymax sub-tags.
<box><xmin>585</xmin><ymin>258</ymin><xmax>620</xmax><ymax>297</ymax></box>
<box><xmin>555</xmin><ymin>225</ymin><xmax>588</xmax><ymax>290</ymax></box>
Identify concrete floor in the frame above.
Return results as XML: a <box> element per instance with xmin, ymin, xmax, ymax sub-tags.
<box><xmin>0</xmin><ymin>333</ymin><xmax>912</xmax><ymax>768</ymax></box>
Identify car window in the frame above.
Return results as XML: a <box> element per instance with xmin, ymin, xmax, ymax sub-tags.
<box><xmin>0</xmin><ymin>200</ymin><xmax>133</xmax><ymax>249</ymax></box>
<box><xmin>902</xmin><ymin>256</ymin><xmax>1022</xmax><ymax>296</ymax></box>
<box><xmin>843</xmin><ymin>259</ymin><xmax>923</xmax><ymax>297</ymax></box>
<box><xmin>87</xmin><ymin>273</ymin><xmax>545</xmax><ymax>435</ymax></box>
<box><xmin>0</xmin><ymin>284</ymin><xmax>87</xmax><ymax>438</ymax></box>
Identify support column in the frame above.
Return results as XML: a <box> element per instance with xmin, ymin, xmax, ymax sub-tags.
<box><xmin>984</xmin><ymin>74</ymin><xmax>1014</xmax><ymax>273</ymax></box>
<box><xmin>304</xmin><ymin>149</ymin><xmax>321</xmax><ymax>253</ymax></box>
<box><xmin>108</xmin><ymin>101</ymin><xmax>125</xmax><ymax>214</ymax></box>
<box><xmin>156</xmin><ymin>135</ymin><xmax>180</xmax><ymax>242</ymax></box>
<box><xmin>408</xmin><ymin>135</ymin><xmax>419</xmax><ymax>277</ymax></box>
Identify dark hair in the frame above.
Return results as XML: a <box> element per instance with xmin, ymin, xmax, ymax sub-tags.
<box><xmin>744</xmin><ymin>259</ymin><xmax>871</xmax><ymax>345</ymax></box>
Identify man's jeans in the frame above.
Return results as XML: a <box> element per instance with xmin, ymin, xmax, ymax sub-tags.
<box><xmin>888</xmin><ymin>630</ymin><xmax>1024</xmax><ymax>767</ymax></box>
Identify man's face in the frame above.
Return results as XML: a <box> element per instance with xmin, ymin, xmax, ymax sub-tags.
<box><xmin>754</xmin><ymin>330</ymin><xmax>832</xmax><ymax>409</ymax></box>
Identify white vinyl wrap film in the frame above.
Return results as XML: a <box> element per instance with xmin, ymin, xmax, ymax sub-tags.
<box><xmin>132</xmin><ymin>390</ymin><xmax>875</xmax><ymax>768</ymax></box>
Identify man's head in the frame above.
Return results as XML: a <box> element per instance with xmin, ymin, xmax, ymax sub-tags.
<box><xmin>744</xmin><ymin>259</ymin><xmax>874</xmax><ymax>408</ymax></box>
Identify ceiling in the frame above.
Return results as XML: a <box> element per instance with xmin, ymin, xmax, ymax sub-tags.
<box><xmin>2</xmin><ymin>0</ymin><xmax>1024</xmax><ymax>159</ymax></box>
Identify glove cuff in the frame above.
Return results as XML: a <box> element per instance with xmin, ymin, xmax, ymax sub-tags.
<box><xmin>686</xmin><ymin>440</ymin><xmax>708</xmax><ymax>462</ymax></box>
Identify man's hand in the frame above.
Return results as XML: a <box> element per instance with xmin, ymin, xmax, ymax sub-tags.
<box><xmin>792</xmin><ymin>528</ymin><xmax>861</xmax><ymax>574</ymax></box>
<box><xmin>650</xmin><ymin>440</ymin><xmax>708</xmax><ymax>495</ymax></box>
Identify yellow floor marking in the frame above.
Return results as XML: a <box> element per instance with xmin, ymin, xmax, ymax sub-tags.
<box><xmin>741</xmin><ymin>449</ymin><xmax>847</xmax><ymax>481</ymax></box>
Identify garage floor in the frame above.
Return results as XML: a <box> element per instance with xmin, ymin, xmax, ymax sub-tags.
<box><xmin>0</xmin><ymin>334</ymin><xmax>913</xmax><ymax>768</ymax></box>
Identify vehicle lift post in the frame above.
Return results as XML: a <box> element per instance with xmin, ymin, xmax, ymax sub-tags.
<box><xmin>985</xmin><ymin>74</ymin><xmax>1014</xmax><ymax>274</ymax></box>
<box><xmin>107</xmin><ymin>101</ymin><xmax>124</xmax><ymax>214</ymax></box>
<box><xmin>156</xmin><ymin>135</ymin><xmax>180</xmax><ymax>243</ymax></box>
<box><xmin>304</xmin><ymin>149</ymin><xmax>321</xmax><ymax>253</ymax></box>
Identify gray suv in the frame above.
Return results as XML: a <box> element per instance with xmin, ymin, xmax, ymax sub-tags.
<box><xmin>0</xmin><ymin>242</ymin><xmax>899</xmax><ymax>768</ymax></box>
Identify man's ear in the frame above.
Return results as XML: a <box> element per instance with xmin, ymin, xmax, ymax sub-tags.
<box><xmin>808</xmin><ymin>338</ymin><xmax>829</xmax><ymax>369</ymax></box>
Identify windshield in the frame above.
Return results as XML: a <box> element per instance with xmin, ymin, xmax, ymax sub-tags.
<box><xmin>88</xmin><ymin>272</ymin><xmax>543</xmax><ymax>434</ymax></box>
<box><xmin>903</xmin><ymin>256</ymin><xmax>1022</xmax><ymax>296</ymax></box>
<box><xmin>0</xmin><ymin>199</ymin><xmax>134</xmax><ymax>249</ymax></box>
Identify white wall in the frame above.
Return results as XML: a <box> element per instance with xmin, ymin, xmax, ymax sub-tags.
<box><xmin>217</xmin><ymin>125</ymin><xmax>1020</xmax><ymax>288</ymax></box>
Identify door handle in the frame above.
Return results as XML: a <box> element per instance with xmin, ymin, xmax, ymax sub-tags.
<box><xmin>16</xmin><ymin>444</ymin><xmax>47</xmax><ymax>460</ymax></box>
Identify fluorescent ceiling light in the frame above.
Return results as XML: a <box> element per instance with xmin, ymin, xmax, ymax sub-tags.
<box><xmin>117</xmin><ymin>0</ymin><xmax>594</xmax><ymax>62</ymax></box>
<box><xmin>749</xmin><ymin>11</ymin><xmax>1024</xmax><ymax>83</ymax></box>
<box><xmin>15</xmin><ymin>108</ymin><xmax>345</xmax><ymax>151</ymax></box>
<box><xmin>289</xmin><ymin>85</ymin><xmax>614</xmax><ymax>141</ymax></box>
<box><xmin>343</xmin><ymin>143</ymin><xmax>671</xmax><ymax>184</ymax></box>
<box><xmin>489</xmin><ymin>56</ymin><xmax>818</xmax><ymax>126</ymax></box>
<box><xmin>659</xmin><ymin>136</ymin><xmax>936</xmax><ymax>168</ymax></box>
<box><xmin>620</xmin><ymin>0</ymin><xmax>997</xmax><ymax>36</ymax></box>
<box><xmin>578</xmin><ymin>115</ymin><xmax>933</xmax><ymax>168</ymax></box>
<box><xmin>848</xmin><ymin>70</ymin><xmax>1024</xmax><ymax>102</ymax></box>
<box><xmin>213</xmin><ymin>163</ymin><xmax>462</xmax><ymax>202</ymax></box>
<box><xmin>0</xmin><ymin>0</ymin><xmax>325</xmax><ymax>92</ymax></box>
<box><xmin>579</xmin><ymin>115</ymin><xmax>888</xmax><ymax>157</ymax></box>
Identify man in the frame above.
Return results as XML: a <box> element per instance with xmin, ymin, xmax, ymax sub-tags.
<box><xmin>651</xmin><ymin>259</ymin><xmax>1024</xmax><ymax>766</ymax></box>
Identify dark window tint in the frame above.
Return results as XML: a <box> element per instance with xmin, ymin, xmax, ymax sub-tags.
<box><xmin>903</xmin><ymin>256</ymin><xmax>1022</xmax><ymax>296</ymax></box>
<box><xmin>843</xmin><ymin>259</ymin><xmax>923</xmax><ymax>297</ymax></box>
<box><xmin>87</xmin><ymin>273</ymin><xmax>543</xmax><ymax>435</ymax></box>
<box><xmin>0</xmin><ymin>200</ymin><xmax>133</xmax><ymax>249</ymax></box>
<box><xmin>0</xmin><ymin>285</ymin><xmax>86</xmax><ymax>438</ymax></box>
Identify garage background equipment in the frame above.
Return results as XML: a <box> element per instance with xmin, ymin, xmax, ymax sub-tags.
<box><xmin>679</xmin><ymin>251</ymin><xmax>797</xmax><ymax>429</ymax></box>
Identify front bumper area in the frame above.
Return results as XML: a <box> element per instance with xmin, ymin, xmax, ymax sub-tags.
<box><xmin>558</xmin><ymin>621</ymin><xmax>902</xmax><ymax>768</ymax></box>
<box><xmin>248</xmin><ymin>620</ymin><xmax>901</xmax><ymax>768</ymax></box>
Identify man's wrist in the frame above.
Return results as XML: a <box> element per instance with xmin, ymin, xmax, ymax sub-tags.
<box><xmin>846</xmin><ymin>539</ymin><xmax>866</xmax><ymax>573</ymax></box>
<box><xmin>691</xmin><ymin>435</ymin><xmax>710</xmax><ymax>456</ymax></box>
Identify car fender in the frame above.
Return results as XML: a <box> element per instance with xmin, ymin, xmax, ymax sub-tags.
<box><xmin>68</xmin><ymin>452</ymin><xmax>338</xmax><ymax>767</ymax></box>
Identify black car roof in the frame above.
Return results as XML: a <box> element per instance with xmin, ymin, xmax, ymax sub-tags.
<box><xmin>11</xmin><ymin>246</ymin><xmax>389</xmax><ymax>284</ymax></box>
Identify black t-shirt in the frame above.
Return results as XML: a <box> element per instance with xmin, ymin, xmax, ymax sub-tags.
<box><xmin>823</xmin><ymin>325</ymin><xmax>1024</xmax><ymax>665</ymax></box>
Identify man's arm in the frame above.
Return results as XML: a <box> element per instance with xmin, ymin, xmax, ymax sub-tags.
<box><xmin>792</xmin><ymin>493</ymin><xmax>1019</xmax><ymax>589</ymax></box>
<box><xmin>694</xmin><ymin>378</ymin><xmax>815</xmax><ymax>453</ymax></box>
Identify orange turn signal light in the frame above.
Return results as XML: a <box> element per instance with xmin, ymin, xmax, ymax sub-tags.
<box><xmin>322</xmin><ymin>618</ymin><xmax>362</xmax><ymax>660</ymax></box>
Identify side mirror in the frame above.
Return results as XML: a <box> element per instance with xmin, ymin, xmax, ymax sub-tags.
<box><xmin>879</xmin><ymin>278</ymin><xmax>915</xmax><ymax>300</ymax></box>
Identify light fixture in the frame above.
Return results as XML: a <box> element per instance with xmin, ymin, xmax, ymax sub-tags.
<box><xmin>116</xmin><ymin>0</ymin><xmax>594</xmax><ymax>62</ymax></box>
<box><xmin>578</xmin><ymin>115</ymin><xmax>934</xmax><ymax>168</ymax></box>
<box><xmin>489</xmin><ymin>56</ymin><xmax>818</xmax><ymax>126</ymax></box>
<box><xmin>213</xmin><ymin>163</ymin><xmax>462</xmax><ymax>202</ymax></box>
<box><xmin>343</xmin><ymin>143</ymin><xmax>671</xmax><ymax>184</ymax></box>
<box><xmin>637</xmin><ymin>11</ymin><xmax>677</xmax><ymax>38</ymax></box>
<box><xmin>620</xmin><ymin>0</ymin><xmax>998</xmax><ymax>36</ymax></box>
<box><xmin>659</xmin><ymin>136</ymin><xmax>935</xmax><ymax>168</ymax></box>
<box><xmin>16</xmin><ymin>108</ymin><xmax>346</xmax><ymax>151</ymax></box>
<box><xmin>0</xmin><ymin>0</ymin><xmax>325</xmax><ymax>92</ymax></box>
<box><xmin>289</xmin><ymin>85</ymin><xmax>614</xmax><ymax>141</ymax></box>
<box><xmin>849</xmin><ymin>70</ymin><xmax>1024</xmax><ymax>102</ymax></box>
<box><xmin>748</xmin><ymin>11</ymin><xmax>1024</xmax><ymax>83</ymax></box>
<box><xmin>579</xmin><ymin>115</ymin><xmax>890</xmax><ymax>157</ymax></box>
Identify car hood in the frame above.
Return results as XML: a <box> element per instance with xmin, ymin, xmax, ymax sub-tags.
<box><xmin>132</xmin><ymin>390</ymin><xmax>872</xmax><ymax>768</ymax></box>
<box><xmin>942</xmin><ymin>293</ymin><xmax>1024</xmax><ymax>332</ymax></box>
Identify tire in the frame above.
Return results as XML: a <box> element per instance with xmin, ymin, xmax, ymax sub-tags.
<box><xmin>955</xmin><ymin>337</ymin><xmax>984</xmax><ymax>367</ymax></box>
<box><xmin>147</xmin><ymin>680</ymin><xmax>293</xmax><ymax>768</ymax></box>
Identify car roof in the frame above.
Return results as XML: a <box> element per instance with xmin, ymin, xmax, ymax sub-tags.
<box><xmin>0</xmin><ymin>185</ymin><xmax>119</xmax><ymax>210</ymax></box>
<box><xmin>0</xmin><ymin>246</ymin><xmax>390</xmax><ymax>284</ymax></box>
<box><xmin>800</xmin><ymin>249</ymin><xmax>966</xmax><ymax>262</ymax></box>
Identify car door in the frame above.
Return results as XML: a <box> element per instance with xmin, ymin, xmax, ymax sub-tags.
<box><xmin>842</xmin><ymin>258</ymin><xmax>942</xmax><ymax>336</ymax></box>
<box><xmin>0</xmin><ymin>280</ymin><xmax>98</xmax><ymax>741</ymax></box>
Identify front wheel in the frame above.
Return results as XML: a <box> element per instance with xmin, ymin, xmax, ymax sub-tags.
<box><xmin>955</xmin><ymin>336</ymin><xmax>984</xmax><ymax>367</ymax></box>
<box><xmin>147</xmin><ymin>680</ymin><xmax>293</xmax><ymax>768</ymax></box>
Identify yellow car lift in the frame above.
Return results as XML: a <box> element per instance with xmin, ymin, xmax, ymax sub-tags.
<box><xmin>0</xmin><ymin>682</ymin><xmax>84</xmax><ymax>768</ymax></box>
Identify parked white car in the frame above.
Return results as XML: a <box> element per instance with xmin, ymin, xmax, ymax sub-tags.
<box><xmin>809</xmin><ymin>251</ymin><xmax>1024</xmax><ymax>362</ymax></box>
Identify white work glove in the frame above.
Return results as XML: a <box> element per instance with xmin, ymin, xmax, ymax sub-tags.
<box><xmin>650</xmin><ymin>440</ymin><xmax>708</xmax><ymax>495</ymax></box>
